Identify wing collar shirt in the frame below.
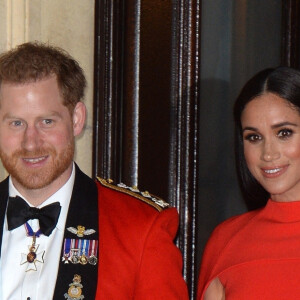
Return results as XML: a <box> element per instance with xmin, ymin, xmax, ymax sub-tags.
<box><xmin>0</xmin><ymin>163</ymin><xmax>75</xmax><ymax>300</ymax></box>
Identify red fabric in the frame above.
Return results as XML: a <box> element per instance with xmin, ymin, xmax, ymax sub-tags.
<box><xmin>197</xmin><ymin>199</ymin><xmax>300</xmax><ymax>300</ymax></box>
<box><xmin>95</xmin><ymin>181</ymin><xmax>189</xmax><ymax>300</ymax></box>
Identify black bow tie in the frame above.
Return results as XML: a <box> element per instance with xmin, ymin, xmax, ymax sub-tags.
<box><xmin>7</xmin><ymin>196</ymin><xmax>61</xmax><ymax>236</ymax></box>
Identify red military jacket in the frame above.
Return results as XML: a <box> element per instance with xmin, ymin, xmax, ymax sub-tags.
<box><xmin>95</xmin><ymin>177</ymin><xmax>189</xmax><ymax>299</ymax></box>
<box><xmin>0</xmin><ymin>166</ymin><xmax>188</xmax><ymax>299</ymax></box>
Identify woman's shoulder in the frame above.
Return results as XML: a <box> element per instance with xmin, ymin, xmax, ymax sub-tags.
<box><xmin>198</xmin><ymin>209</ymin><xmax>263</xmax><ymax>297</ymax></box>
<box><xmin>210</xmin><ymin>208</ymin><xmax>260</xmax><ymax>244</ymax></box>
<box><xmin>216</xmin><ymin>209</ymin><xmax>259</xmax><ymax>231</ymax></box>
<box><xmin>203</xmin><ymin>208</ymin><xmax>263</xmax><ymax>261</ymax></box>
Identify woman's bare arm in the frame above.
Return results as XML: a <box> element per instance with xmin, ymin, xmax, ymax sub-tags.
<box><xmin>204</xmin><ymin>277</ymin><xmax>225</xmax><ymax>300</ymax></box>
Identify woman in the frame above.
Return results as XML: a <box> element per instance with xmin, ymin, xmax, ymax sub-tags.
<box><xmin>197</xmin><ymin>66</ymin><xmax>300</xmax><ymax>299</ymax></box>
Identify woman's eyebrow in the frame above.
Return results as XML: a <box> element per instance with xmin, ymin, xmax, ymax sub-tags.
<box><xmin>242</xmin><ymin>126</ymin><xmax>258</xmax><ymax>132</ymax></box>
<box><xmin>271</xmin><ymin>121</ymin><xmax>298</xmax><ymax>129</ymax></box>
<box><xmin>242</xmin><ymin>122</ymin><xmax>298</xmax><ymax>132</ymax></box>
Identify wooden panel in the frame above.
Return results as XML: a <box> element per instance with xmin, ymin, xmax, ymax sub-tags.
<box><xmin>93</xmin><ymin>0</ymin><xmax>200</xmax><ymax>298</ymax></box>
<box><xmin>138</xmin><ymin>0</ymin><xmax>173</xmax><ymax>199</ymax></box>
<box><xmin>170</xmin><ymin>1</ymin><xmax>201</xmax><ymax>298</ymax></box>
<box><xmin>281</xmin><ymin>0</ymin><xmax>300</xmax><ymax>67</ymax></box>
<box><xmin>93</xmin><ymin>0</ymin><xmax>124</xmax><ymax>182</ymax></box>
<box><xmin>121</xmin><ymin>0</ymin><xmax>141</xmax><ymax>187</ymax></box>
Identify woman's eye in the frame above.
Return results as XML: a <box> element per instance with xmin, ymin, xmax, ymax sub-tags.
<box><xmin>244</xmin><ymin>134</ymin><xmax>261</xmax><ymax>142</ymax></box>
<box><xmin>278</xmin><ymin>128</ymin><xmax>293</xmax><ymax>138</ymax></box>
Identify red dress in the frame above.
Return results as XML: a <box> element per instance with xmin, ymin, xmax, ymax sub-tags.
<box><xmin>197</xmin><ymin>199</ymin><xmax>300</xmax><ymax>300</ymax></box>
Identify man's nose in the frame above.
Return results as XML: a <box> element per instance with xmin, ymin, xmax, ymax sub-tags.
<box><xmin>21</xmin><ymin>126</ymin><xmax>43</xmax><ymax>151</ymax></box>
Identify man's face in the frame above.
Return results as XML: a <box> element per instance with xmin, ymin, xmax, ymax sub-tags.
<box><xmin>0</xmin><ymin>76</ymin><xmax>85</xmax><ymax>194</ymax></box>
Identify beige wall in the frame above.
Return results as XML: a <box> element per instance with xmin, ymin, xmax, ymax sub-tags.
<box><xmin>0</xmin><ymin>0</ymin><xmax>95</xmax><ymax>179</ymax></box>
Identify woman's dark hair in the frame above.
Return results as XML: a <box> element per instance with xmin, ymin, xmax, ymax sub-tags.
<box><xmin>234</xmin><ymin>66</ymin><xmax>300</xmax><ymax>209</ymax></box>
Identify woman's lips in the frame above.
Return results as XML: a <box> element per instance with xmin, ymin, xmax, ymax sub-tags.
<box><xmin>261</xmin><ymin>165</ymin><xmax>288</xmax><ymax>178</ymax></box>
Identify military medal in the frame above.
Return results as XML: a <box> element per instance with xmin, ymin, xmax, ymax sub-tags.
<box><xmin>79</xmin><ymin>239</ymin><xmax>88</xmax><ymax>265</ymax></box>
<box><xmin>62</xmin><ymin>238</ymin><xmax>98</xmax><ymax>266</ymax></box>
<box><xmin>64</xmin><ymin>274</ymin><xmax>85</xmax><ymax>300</ymax></box>
<box><xmin>70</xmin><ymin>239</ymin><xmax>80</xmax><ymax>264</ymax></box>
<box><xmin>20</xmin><ymin>223</ymin><xmax>44</xmax><ymax>271</ymax></box>
<box><xmin>71</xmin><ymin>239</ymin><xmax>80</xmax><ymax>264</ymax></box>
<box><xmin>62</xmin><ymin>238</ymin><xmax>72</xmax><ymax>264</ymax></box>
<box><xmin>71</xmin><ymin>250</ymin><xmax>80</xmax><ymax>264</ymax></box>
<box><xmin>88</xmin><ymin>240</ymin><xmax>98</xmax><ymax>265</ymax></box>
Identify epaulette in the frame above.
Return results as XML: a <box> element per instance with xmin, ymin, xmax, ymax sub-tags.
<box><xmin>96</xmin><ymin>177</ymin><xmax>169</xmax><ymax>212</ymax></box>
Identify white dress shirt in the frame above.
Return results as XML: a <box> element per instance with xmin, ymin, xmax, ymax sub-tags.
<box><xmin>0</xmin><ymin>164</ymin><xmax>75</xmax><ymax>300</ymax></box>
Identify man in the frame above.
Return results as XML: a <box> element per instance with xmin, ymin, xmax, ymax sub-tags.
<box><xmin>0</xmin><ymin>42</ymin><xmax>188</xmax><ymax>299</ymax></box>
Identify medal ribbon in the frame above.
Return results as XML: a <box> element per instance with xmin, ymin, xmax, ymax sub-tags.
<box><xmin>70</xmin><ymin>238</ymin><xmax>75</xmax><ymax>250</ymax></box>
<box><xmin>24</xmin><ymin>222</ymin><xmax>42</xmax><ymax>237</ymax></box>
<box><xmin>88</xmin><ymin>240</ymin><xmax>98</xmax><ymax>257</ymax></box>
<box><xmin>63</xmin><ymin>238</ymin><xmax>71</xmax><ymax>255</ymax></box>
<box><xmin>74</xmin><ymin>239</ymin><xmax>79</xmax><ymax>250</ymax></box>
<box><xmin>88</xmin><ymin>240</ymin><xmax>93</xmax><ymax>257</ymax></box>
<box><xmin>78</xmin><ymin>239</ymin><xmax>82</xmax><ymax>256</ymax></box>
<box><xmin>94</xmin><ymin>240</ymin><xmax>98</xmax><ymax>257</ymax></box>
<box><xmin>82</xmin><ymin>239</ymin><xmax>89</xmax><ymax>256</ymax></box>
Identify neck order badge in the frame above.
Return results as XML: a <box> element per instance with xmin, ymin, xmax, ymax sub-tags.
<box><xmin>6</xmin><ymin>196</ymin><xmax>61</xmax><ymax>271</ymax></box>
<box><xmin>20</xmin><ymin>223</ymin><xmax>45</xmax><ymax>272</ymax></box>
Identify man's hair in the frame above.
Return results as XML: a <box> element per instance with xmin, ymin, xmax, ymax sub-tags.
<box><xmin>0</xmin><ymin>41</ymin><xmax>87</xmax><ymax>110</ymax></box>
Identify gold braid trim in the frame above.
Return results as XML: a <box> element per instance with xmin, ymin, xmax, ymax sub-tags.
<box><xmin>96</xmin><ymin>177</ymin><xmax>169</xmax><ymax>212</ymax></box>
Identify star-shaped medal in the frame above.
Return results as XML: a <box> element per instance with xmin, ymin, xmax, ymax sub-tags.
<box><xmin>62</xmin><ymin>253</ymin><xmax>71</xmax><ymax>264</ymax></box>
<box><xmin>20</xmin><ymin>244</ymin><xmax>45</xmax><ymax>272</ymax></box>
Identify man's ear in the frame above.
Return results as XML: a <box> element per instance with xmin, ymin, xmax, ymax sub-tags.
<box><xmin>72</xmin><ymin>102</ymin><xmax>86</xmax><ymax>136</ymax></box>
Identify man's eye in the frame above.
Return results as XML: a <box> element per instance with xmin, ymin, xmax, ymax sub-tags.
<box><xmin>278</xmin><ymin>128</ymin><xmax>293</xmax><ymax>138</ymax></box>
<box><xmin>43</xmin><ymin>119</ymin><xmax>53</xmax><ymax>125</ymax></box>
<box><xmin>11</xmin><ymin>120</ymin><xmax>23</xmax><ymax>127</ymax></box>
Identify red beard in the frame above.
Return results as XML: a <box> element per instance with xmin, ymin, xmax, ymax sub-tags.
<box><xmin>0</xmin><ymin>140</ymin><xmax>74</xmax><ymax>190</ymax></box>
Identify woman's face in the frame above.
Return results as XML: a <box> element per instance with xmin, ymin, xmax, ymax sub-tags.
<box><xmin>241</xmin><ymin>92</ymin><xmax>300</xmax><ymax>202</ymax></box>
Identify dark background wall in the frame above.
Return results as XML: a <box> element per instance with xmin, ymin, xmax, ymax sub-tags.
<box><xmin>93</xmin><ymin>1</ymin><xmax>300</xmax><ymax>298</ymax></box>
<box><xmin>197</xmin><ymin>0</ymin><xmax>282</xmax><ymax>269</ymax></box>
